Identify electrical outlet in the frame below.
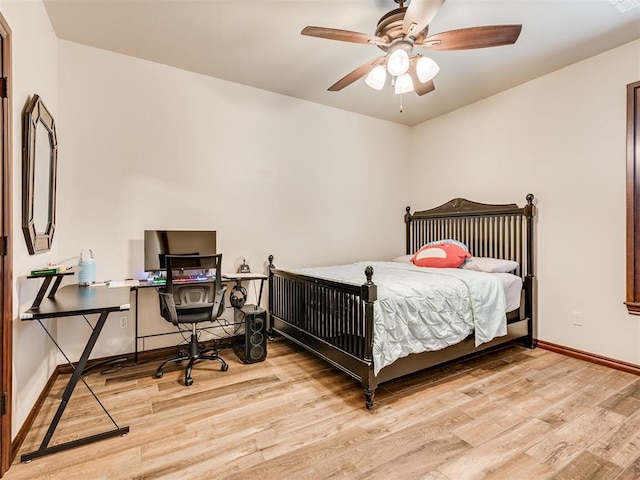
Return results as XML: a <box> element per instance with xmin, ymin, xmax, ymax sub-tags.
<box><xmin>119</xmin><ymin>316</ymin><xmax>128</xmax><ymax>329</ymax></box>
<box><xmin>572</xmin><ymin>311</ymin><xmax>583</xmax><ymax>326</ymax></box>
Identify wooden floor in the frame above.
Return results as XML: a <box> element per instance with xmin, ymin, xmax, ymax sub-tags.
<box><xmin>5</xmin><ymin>338</ymin><xmax>640</xmax><ymax>480</ymax></box>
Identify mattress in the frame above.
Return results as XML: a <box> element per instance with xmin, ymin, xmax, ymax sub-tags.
<box><xmin>489</xmin><ymin>272</ymin><xmax>523</xmax><ymax>313</ymax></box>
<box><xmin>290</xmin><ymin>261</ymin><xmax>511</xmax><ymax>375</ymax></box>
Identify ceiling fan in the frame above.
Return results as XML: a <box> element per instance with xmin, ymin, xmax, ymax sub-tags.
<box><xmin>301</xmin><ymin>0</ymin><xmax>522</xmax><ymax>97</ymax></box>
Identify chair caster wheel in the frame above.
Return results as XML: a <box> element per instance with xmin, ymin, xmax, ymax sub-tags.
<box><xmin>185</xmin><ymin>377</ymin><xmax>193</xmax><ymax>386</ymax></box>
<box><xmin>155</xmin><ymin>370</ymin><xmax>163</xmax><ymax>379</ymax></box>
<box><xmin>221</xmin><ymin>364</ymin><xmax>229</xmax><ymax>372</ymax></box>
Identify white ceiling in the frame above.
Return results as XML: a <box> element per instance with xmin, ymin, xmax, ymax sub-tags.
<box><xmin>43</xmin><ymin>0</ymin><xmax>640</xmax><ymax>126</ymax></box>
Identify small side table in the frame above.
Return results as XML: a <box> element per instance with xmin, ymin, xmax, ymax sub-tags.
<box><xmin>222</xmin><ymin>272</ymin><xmax>268</xmax><ymax>304</ymax></box>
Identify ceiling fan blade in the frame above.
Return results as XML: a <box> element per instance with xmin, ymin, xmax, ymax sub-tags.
<box><xmin>403</xmin><ymin>0</ymin><xmax>446</xmax><ymax>38</ymax></box>
<box><xmin>328</xmin><ymin>56</ymin><xmax>386</xmax><ymax>92</ymax></box>
<box><xmin>418</xmin><ymin>25</ymin><xmax>522</xmax><ymax>50</ymax></box>
<box><xmin>408</xmin><ymin>59</ymin><xmax>436</xmax><ymax>96</ymax></box>
<box><xmin>302</xmin><ymin>26</ymin><xmax>386</xmax><ymax>46</ymax></box>
<box><xmin>412</xmin><ymin>77</ymin><xmax>435</xmax><ymax>96</ymax></box>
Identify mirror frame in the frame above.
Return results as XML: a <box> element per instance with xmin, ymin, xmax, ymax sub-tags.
<box><xmin>22</xmin><ymin>94</ymin><xmax>57</xmax><ymax>255</ymax></box>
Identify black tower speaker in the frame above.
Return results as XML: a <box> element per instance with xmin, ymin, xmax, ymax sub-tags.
<box><xmin>233</xmin><ymin>304</ymin><xmax>267</xmax><ymax>364</ymax></box>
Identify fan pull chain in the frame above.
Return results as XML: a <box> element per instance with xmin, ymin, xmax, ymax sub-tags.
<box><xmin>399</xmin><ymin>93</ymin><xmax>403</xmax><ymax>113</ymax></box>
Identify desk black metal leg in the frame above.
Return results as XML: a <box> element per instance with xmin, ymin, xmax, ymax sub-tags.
<box><xmin>21</xmin><ymin>311</ymin><xmax>129</xmax><ymax>462</ymax></box>
<box><xmin>134</xmin><ymin>288</ymin><xmax>139</xmax><ymax>364</ymax></box>
<box><xmin>47</xmin><ymin>275</ymin><xmax>65</xmax><ymax>299</ymax></box>
<box><xmin>30</xmin><ymin>276</ymin><xmax>53</xmax><ymax>310</ymax></box>
<box><xmin>258</xmin><ymin>279</ymin><xmax>264</xmax><ymax>305</ymax></box>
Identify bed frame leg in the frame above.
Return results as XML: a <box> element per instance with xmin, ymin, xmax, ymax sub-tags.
<box><xmin>524</xmin><ymin>335</ymin><xmax>537</xmax><ymax>349</ymax></box>
<box><xmin>364</xmin><ymin>389</ymin><xmax>375</xmax><ymax>410</ymax></box>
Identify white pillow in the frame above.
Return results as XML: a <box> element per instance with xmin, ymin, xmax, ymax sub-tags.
<box><xmin>391</xmin><ymin>254</ymin><xmax>413</xmax><ymax>263</ymax></box>
<box><xmin>424</xmin><ymin>239</ymin><xmax>469</xmax><ymax>252</ymax></box>
<box><xmin>461</xmin><ymin>257</ymin><xmax>518</xmax><ymax>273</ymax></box>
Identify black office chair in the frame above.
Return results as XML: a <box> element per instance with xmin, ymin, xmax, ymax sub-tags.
<box><xmin>154</xmin><ymin>253</ymin><xmax>228</xmax><ymax>386</ymax></box>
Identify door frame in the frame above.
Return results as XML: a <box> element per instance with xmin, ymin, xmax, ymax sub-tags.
<box><xmin>627</xmin><ymin>81</ymin><xmax>640</xmax><ymax>313</ymax></box>
<box><xmin>0</xmin><ymin>11</ymin><xmax>12</xmax><ymax>478</ymax></box>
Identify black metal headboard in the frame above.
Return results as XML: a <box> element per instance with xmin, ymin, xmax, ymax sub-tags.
<box><xmin>404</xmin><ymin>194</ymin><xmax>535</xmax><ymax>280</ymax></box>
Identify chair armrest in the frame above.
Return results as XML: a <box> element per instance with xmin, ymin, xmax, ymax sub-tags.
<box><xmin>158</xmin><ymin>292</ymin><xmax>178</xmax><ymax>324</ymax></box>
<box><xmin>213</xmin><ymin>285</ymin><xmax>227</xmax><ymax>319</ymax></box>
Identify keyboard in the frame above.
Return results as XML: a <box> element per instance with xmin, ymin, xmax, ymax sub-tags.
<box><xmin>153</xmin><ymin>275</ymin><xmax>213</xmax><ymax>284</ymax></box>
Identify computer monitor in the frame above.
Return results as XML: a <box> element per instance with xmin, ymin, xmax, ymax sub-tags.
<box><xmin>144</xmin><ymin>230</ymin><xmax>217</xmax><ymax>272</ymax></box>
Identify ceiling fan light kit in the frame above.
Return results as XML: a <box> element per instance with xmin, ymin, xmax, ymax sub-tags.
<box><xmin>301</xmin><ymin>0</ymin><xmax>522</xmax><ymax>101</ymax></box>
<box><xmin>387</xmin><ymin>45</ymin><xmax>411</xmax><ymax>76</ymax></box>
<box><xmin>365</xmin><ymin>65</ymin><xmax>387</xmax><ymax>90</ymax></box>
<box><xmin>416</xmin><ymin>56</ymin><xmax>440</xmax><ymax>83</ymax></box>
<box><xmin>395</xmin><ymin>73</ymin><xmax>414</xmax><ymax>95</ymax></box>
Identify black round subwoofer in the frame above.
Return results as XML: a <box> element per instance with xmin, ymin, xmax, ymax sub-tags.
<box><xmin>233</xmin><ymin>305</ymin><xmax>267</xmax><ymax>364</ymax></box>
<box><xmin>249</xmin><ymin>344</ymin><xmax>265</xmax><ymax>361</ymax></box>
<box><xmin>250</xmin><ymin>316</ymin><xmax>263</xmax><ymax>331</ymax></box>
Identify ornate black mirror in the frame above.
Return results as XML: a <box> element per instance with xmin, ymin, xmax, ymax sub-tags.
<box><xmin>22</xmin><ymin>94</ymin><xmax>57</xmax><ymax>255</ymax></box>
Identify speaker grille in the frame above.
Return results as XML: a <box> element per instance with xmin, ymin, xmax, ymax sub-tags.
<box><xmin>250</xmin><ymin>344</ymin><xmax>264</xmax><ymax>360</ymax></box>
<box><xmin>249</xmin><ymin>331</ymin><xmax>264</xmax><ymax>345</ymax></box>
<box><xmin>250</xmin><ymin>317</ymin><xmax>263</xmax><ymax>331</ymax></box>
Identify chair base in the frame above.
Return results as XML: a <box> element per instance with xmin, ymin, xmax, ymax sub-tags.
<box><xmin>155</xmin><ymin>333</ymin><xmax>228</xmax><ymax>386</ymax></box>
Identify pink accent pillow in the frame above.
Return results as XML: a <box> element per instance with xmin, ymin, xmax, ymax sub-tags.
<box><xmin>411</xmin><ymin>243</ymin><xmax>471</xmax><ymax>268</ymax></box>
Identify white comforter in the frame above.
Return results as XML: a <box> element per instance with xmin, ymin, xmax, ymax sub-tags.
<box><xmin>291</xmin><ymin>261</ymin><xmax>507</xmax><ymax>375</ymax></box>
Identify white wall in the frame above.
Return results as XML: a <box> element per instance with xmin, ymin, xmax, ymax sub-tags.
<box><xmin>409</xmin><ymin>39</ymin><xmax>640</xmax><ymax>364</ymax></box>
<box><xmin>0</xmin><ymin>0</ymin><xmax>60</xmax><ymax>438</ymax></box>
<box><xmin>56</xmin><ymin>41</ymin><xmax>410</xmax><ymax>278</ymax></box>
<box><xmin>54</xmin><ymin>42</ymin><xmax>410</xmax><ymax>358</ymax></box>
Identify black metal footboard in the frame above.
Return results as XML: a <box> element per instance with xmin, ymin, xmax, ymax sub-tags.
<box><xmin>268</xmin><ymin>256</ymin><xmax>379</xmax><ymax>407</ymax></box>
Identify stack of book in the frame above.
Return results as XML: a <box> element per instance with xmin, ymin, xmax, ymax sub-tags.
<box><xmin>30</xmin><ymin>265</ymin><xmax>70</xmax><ymax>276</ymax></box>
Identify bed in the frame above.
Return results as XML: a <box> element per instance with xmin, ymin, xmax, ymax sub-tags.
<box><xmin>267</xmin><ymin>194</ymin><xmax>536</xmax><ymax>409</ymax></box>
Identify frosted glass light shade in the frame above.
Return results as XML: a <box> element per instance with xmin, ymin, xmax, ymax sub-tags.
<box><xmin>394</xmin><ymin>73</ymin><xmax>414</xmax><ymax>95</ymax></box>
<box><xmin>416</xmin><ymin>56</ymin><xmax>440</xmax><ymax>83</ymax></box>
<box><xmin>387</xmin><ymin>49</ymin><xmax>410</xmax><ymax>76</ymax></box>
<box><xmin>365</xmin><ymin>65</ymin><xmax>387</xmax><ymax>90</ymax></box>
